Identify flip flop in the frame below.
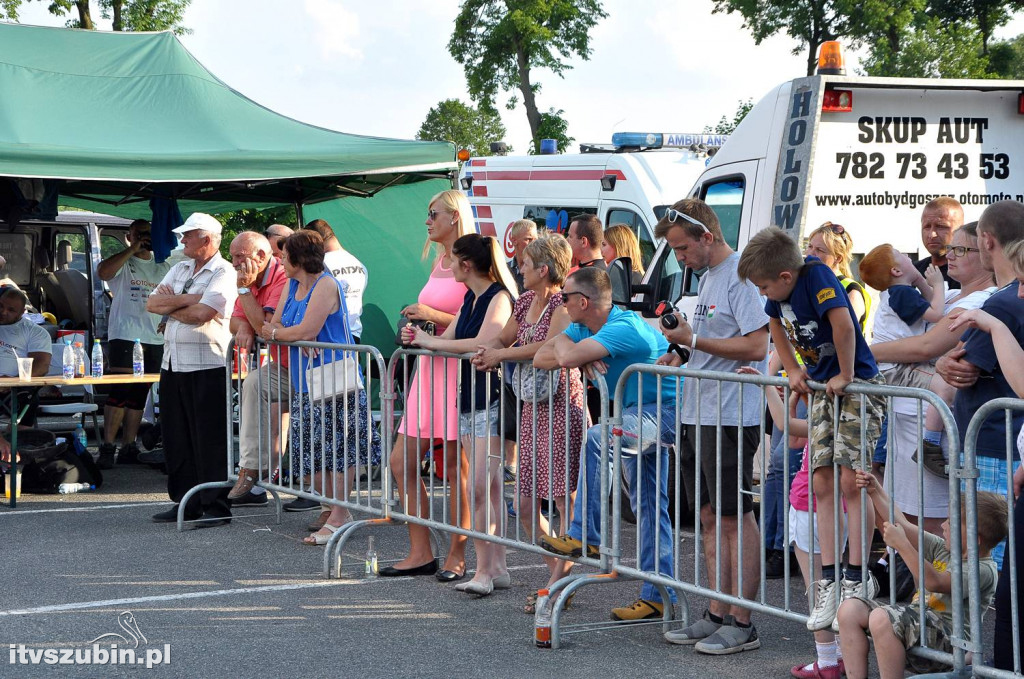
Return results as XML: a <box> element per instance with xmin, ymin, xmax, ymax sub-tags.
<box><xmin>303</xmin><ymin>523</ymin><xmax>342</xmax><ymax>546</ymax></box>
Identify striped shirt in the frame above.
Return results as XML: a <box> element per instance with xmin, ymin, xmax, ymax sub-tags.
<box><xmin>158</xmin><ymin>253</ymin><xmax>237</xmax><ymax>373</ymax></box>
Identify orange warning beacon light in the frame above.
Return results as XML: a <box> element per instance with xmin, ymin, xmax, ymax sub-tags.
<box><xmin>457</xmin><ymin>148</ymin><xmax>472</xmax><ymax>162</ymax></box>
<box><xmin>817</xmin><ymin>41</ymin><xmax>846</xmax><ymax>76</ymax></box>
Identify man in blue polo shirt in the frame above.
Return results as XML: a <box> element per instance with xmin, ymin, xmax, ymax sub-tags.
<box><xmin>535</xmin><ymin>267</ymin><xmax>678</xmax><ymax>624</ymax></box>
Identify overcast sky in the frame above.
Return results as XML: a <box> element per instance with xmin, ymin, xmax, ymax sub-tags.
<box><xmin>11</xmin><ymin>1</ymin><xmax>1024</xmax><ymax>152</ymax></box>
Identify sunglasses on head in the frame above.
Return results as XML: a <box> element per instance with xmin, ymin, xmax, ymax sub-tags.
<box><xmin>666</xmin><ymin>209</ymin><xmax>711</xmax><ymax>235</ymax></box>
<box><xmin>821</xmin><ymin>221</ymin><xmax>848</xmax><ymax>238</ymax></box>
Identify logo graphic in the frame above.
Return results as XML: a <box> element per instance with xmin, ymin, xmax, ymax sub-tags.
<box><xmin>88</xmin><ymin>611</ymin><xmax>148</xmax><ymax>648</ymax></box>
<box><xmin>816</xmin><ymin>287</ymin><xmax>836</xmax><ymax>303</ymax></box>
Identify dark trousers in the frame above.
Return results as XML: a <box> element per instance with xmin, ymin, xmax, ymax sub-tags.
<box><xmin>994</xmin><ymin>491</ymin><xmax>1024</xmax><ymax>671</ymax></box>
<box><xmin>161</xmin><ymin>366</ymin><xmax>230</xmax><ymax>518</ymax></box>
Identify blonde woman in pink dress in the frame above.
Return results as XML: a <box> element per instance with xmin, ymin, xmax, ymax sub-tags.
<box><xmin>380</xmin><ymin>190</ymin><xmax>475</xmax><ymax>580</ymax></box>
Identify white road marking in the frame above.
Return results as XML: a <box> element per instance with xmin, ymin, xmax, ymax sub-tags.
<box><xmin>0</xmin><ymin>579</ymin><xmax>383</xmax><ymax>617</ymax></box>
<box><xmin>0</xmin><ymin>502</ymin><xmax>167</xmax><ymax>516</ymax></box>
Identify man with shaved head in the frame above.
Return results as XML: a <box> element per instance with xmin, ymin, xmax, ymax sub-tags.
<box><xmin>226</xmin><ymin>231</ymin><xmax>291</xmax><ymax>507</ymax></box>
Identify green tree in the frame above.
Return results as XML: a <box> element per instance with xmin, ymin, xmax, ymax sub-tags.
<box><xmin>703</xmin><ymin>98</ymin><xmax>754</xmax><ymax>135</ymax></box>
<box><xmin>448</xmin><ymin>0</ymin><xmax>607</xmax><ymax>152</ymax></box>
<box><xmin>3</xmin><ymin>1</ymin><xmax>190</xmax><ymax>33</ymax></box>
<box><xmin>416</xmin><ymin>98</ymin><xmax>507</xmax><ymax>158</ymax></box>
<box><xmin>216</xmin><ymin>206</ymin><xmax>297</xmax><ymax>259</ymax></box>
<box><xmin>859</xmin><ymin>15</ymin><xmax>989</xmax><ymax>78</ymax></box>
<box><xmin>528</xmin><ymin>107</ymin><xmax>574</xmax><ymax>154</ymax></box>
<box><xmin>988</xmin><ymin>33</ymin><xmax>1024</xmax><ymax>78</ymax></box>
<box><xmin>929</xmin><ymin>0</ymin><xmax>1024</xmax><ymax>56</ymax></box>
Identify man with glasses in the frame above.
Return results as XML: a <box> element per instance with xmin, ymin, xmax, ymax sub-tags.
<box><xmin>146</xmin><ymin>213</ymin><xmax>237</xmax><ymax>527</ymax></box>
<box><xmin>96</xmin><ymin>219</ymin><xmax>171</xmax><ymax>468</ymax></box>
<box><xmin>264</xmin><ymin>224</ymin><xmax>294</xmax><ymax>261</ymax></box>
<box><xmin>535</xmin><ymin>267</ymin><xmax>679</xmax><ymax>625</ymax></box>
<box><xmin>654</xmin><ymin>198</ymin><xmax>770</xmax><ymax>655</ymax></box>
<box><xmin>915</xmin><ymin>197</ymin><xmax>964</xmax><ymax>290</ymax></box>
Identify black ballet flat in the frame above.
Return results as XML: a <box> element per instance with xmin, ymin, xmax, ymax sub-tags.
<box><xmin>435</xmin><ymin>569</ymin><xmax>466</xmax><ymax>583</ymax></box>
<box><xmin>379</xmin><ymin>561</ymin><xmax>438</xmax><ymax>577</ymax></box>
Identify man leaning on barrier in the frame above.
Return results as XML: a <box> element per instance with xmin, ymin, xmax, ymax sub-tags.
<box><xmin>655</xmin><ymin>198</ymin><xmax>770</xmax><ymax>655</ymax></box>
<box><xmin>226</xmin><ymin>232</ymin><xmax>289</xmax><ymax>509</ymax></box>
<box><xmin>535</xmin><ymin>267</ymin><xmax>679</xmax><ymax>624</ymax></box>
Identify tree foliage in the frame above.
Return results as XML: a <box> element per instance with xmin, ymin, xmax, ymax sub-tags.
<box><xmin>448</xmin><ymin>0</ymin><xmax>606</xmax><ymax>152</ymax></box>
<box><xmin>416</xmin><ymin>98</ymin><xmax>508</xmax><ymax>158</ymax></box>
<box><xmin>703</xmin><ymin>98</ymin><xmax>754</xmax><ymax>135</ymax></box>
<box><xmin>859</xmin><ymin>15</ymin><xmax>989</xmax><ymax>78</ymax></box>
<box><xmin>216</xmin><ymin>206</ymin><xmax>297</xmax><ymax>260</ymax></box>
<box><xmin>528</xmin><ymin>107</ymin><xmax>574</xmax><ymax>154</ymax></box>
<box><xmin>4</xmin><ymin>1</ymin><xmax>190</xmax><ymax>33</ymax></box>
<box><xmin>988</xmin><ymin>33</ymin><xmax>1024</xmax><ymax>78</ymax></box>
<box><xmin>929</xmin><ymin>0</ymin><xmax>1024</xmax><ymax>55</ymax></box>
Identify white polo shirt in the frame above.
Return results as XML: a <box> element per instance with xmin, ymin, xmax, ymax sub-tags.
<box><xmin>158</xmin><ymin>253</ymin><xmax>237</xmax><ymax>373</ymax></box>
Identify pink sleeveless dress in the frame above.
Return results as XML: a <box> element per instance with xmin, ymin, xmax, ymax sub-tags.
<box><xmin>397</xmin><ymin>257</ymin><xmax>467</xmax><ymax>441</ymax></box>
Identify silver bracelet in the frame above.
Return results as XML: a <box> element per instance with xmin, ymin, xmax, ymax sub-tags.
<box><xmin>271</xmin><ymin>328</ymin><xmax>277</xmax><ymax>341</ymax></box>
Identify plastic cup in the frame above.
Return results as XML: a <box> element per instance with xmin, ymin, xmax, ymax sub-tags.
<box><xmin>4</xmin><ymin>471</ymin><xmax>21</xmax><ymax>499</ymax></box>
<box><xmin>16</xmin><ymin>358</ymin><xmax>32</xmax><ymax>381</ymax></box>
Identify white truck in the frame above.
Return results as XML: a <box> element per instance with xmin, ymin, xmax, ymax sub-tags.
<box><xmin>457</xmin><ymin>133</ymin><xmax>727</xmax><ymax>269</ymax></box>
<box><xmin>624</xmin><ymin>49</ymin><xmax>1024</xmax><ymax>319</ymax></box>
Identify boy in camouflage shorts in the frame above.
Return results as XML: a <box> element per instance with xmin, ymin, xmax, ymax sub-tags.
<box><xmin>837</xmin><ymin>470</ymin><xmax>1007</xmax><ymax>677</ymax></box>
<box><xmin>738</xmin><ymin>227</ymin><xmax>886</xmax><ymax>634</ymax></box>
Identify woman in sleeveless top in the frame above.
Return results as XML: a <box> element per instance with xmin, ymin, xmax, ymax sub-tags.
<box><xmin>384</xmin><ymin>190</ymin><xmax>475</xmax><ymax>579</ymax></box>
<box><xmin>261</xmin><ymin>231</ymin><xmax>381</xmax><ymax>546</ymax></box>
<box><xmin>406</xmin><ymin>233</ymin><xmax>518</xmax><ymax>595</ymax></box>
<box><xmin>805</xmin><ymin>222</ymin><xmax>870</xmax><ymax>331</ymax></box>
<box><xmin>473</xmin><ymin>235</ymin><xmax>588</xmax><ymax>609</ymax></box>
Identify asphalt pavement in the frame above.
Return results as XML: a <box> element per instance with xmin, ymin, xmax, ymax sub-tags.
<box><xmin>1</xmin><ymin>462</ymin><xmax>892</xmax><ymax>678</ymax></box>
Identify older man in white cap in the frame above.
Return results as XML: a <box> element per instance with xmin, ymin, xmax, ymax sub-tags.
<box><xmin>146</xmin><ymin>213</ymin><xmax>237</xmax><ymax>527</ymax></box>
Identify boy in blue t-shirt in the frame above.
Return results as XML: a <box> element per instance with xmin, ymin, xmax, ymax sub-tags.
<box><xmin>738</xmin><ymin>227</ymin><xmax>885</xmax><ymax>634</ymax></box>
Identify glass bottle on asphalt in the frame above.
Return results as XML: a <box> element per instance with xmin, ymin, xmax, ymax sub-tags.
<box><xmin>91</xmin><ymin>339</ymin><xmax>103</xmax><ymax>378</ymax></box>
<box><xmin>364</xmin><ymin>536</ymin><xmax>378</xmax><ymax>578</ymax></box>
<box><xmin>132</xmin><ymin>339</ymin><xmax>144</xmax><ymax>378</ymax></box>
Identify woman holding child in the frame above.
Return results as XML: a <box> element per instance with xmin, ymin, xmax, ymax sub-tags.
<box><xmin>868</xmin><ymin>223</ymin><xmax>996</xmax><ymax>534</ymax></box>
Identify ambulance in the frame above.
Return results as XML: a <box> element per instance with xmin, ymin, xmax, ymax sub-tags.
<box><xmin>621</xmin><ymin>42</ymin><xmax>1024</xmax><ymax>320</ymax></box>
<box><xmin>457</xmin><ymin>133</ymin><xmax>727</xmax><ymax>269</ymax></box>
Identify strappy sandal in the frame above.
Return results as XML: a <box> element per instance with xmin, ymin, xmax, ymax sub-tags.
<box><xmin>302</xmin><ymin>523</ymin><xmax>341</xmax><ymax>546</ymax></box>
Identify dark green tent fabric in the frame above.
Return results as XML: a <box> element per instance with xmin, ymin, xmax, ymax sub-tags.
<box><xmin>0</xmin><ymin>23</ymin><xmax>455</xmax><ymax>216</ymax></box>
<box><xmin>304</xmin><ymin>180</ymin><xmax>447</xmax><ymax>354</ymax></box>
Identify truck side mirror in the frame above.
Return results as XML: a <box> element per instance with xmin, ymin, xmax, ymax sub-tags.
<box><xmin>609</xmin><ymin>257</ymin><xmax>633</xmax><ymax>307</ymax></box>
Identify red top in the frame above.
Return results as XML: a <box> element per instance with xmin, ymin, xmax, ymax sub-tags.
<box><xmin>233</xmin><ymin>256</ymin><xmax>289</xmax><ymax>367</ymax></box>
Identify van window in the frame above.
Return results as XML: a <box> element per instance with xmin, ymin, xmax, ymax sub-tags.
<box><xmin>605</xmin><ymin>208</ymin><xmax>655</xmax><ymax>269</ymax></box>
<box><xmin>701</xmin><ymin>178</ymin><xmax>744</xmax><ymax>250</ymax></box>
<box><xmin>56</xmin><ymin>233</ymin><xmax>89</xmax><ymax>273</ymax></box>
<box><xmin>523</xmin><ymin>205</ymin><xmax>596</xmax><ymax>235</ymax></box>
<box><xmin>0</xmin><ymin>232</ymin><xmax>35</xmax><ymax>287</ymax></box>
<box><xmin>100</xmin><ymin>231</ymin><xmax>126</xmax><ymax>260</ymax></box>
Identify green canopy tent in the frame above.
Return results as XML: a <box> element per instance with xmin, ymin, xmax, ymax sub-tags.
<box><xmin>0</xmin><ymin>22</ymin><xmax>456</xmax><ymax>350</ymax></box>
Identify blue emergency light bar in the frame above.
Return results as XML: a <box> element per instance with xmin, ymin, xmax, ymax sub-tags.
<box><xmin>611</xmin><ymin>132</ymin><xmax>729</xmax><ymax>149</ymax></box>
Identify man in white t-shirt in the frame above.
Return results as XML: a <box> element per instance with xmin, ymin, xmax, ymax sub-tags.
<box><xmin>96</xmin><ymin>219</ymin><xmax>171</xmax><ymax>468</ymax></box>
<box><xmin>305</xmin><ymin>219</ymin><xmax>366</xmax><ymax>341</ymax></box>
<box><xmin>0</xmin><ymin>286</ymin><xmax>52</xmax><ymax>430</ymax></box>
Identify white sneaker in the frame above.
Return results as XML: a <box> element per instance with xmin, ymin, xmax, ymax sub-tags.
<box><xmin>806</xmin><ymin>578</ymin><xmax>839</xmax><ymax>631</ymax></box>
<box><xmin>831</xmin><ymin>575</ymin><xmax>878</xmax><ymax>632</ymax></box>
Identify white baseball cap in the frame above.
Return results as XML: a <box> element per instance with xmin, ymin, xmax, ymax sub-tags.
<box><xmin>172</xmin><ymin>212</ymin><xmax>222</xmax><ymax>236</ymax></box>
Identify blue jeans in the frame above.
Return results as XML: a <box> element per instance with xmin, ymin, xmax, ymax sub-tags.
<box><xmin>763</xmin><ymin>400</ymin><xmax>806</xmax><ymax>551</ymax></box>
<box><xmin>568</xmin><ymin>402</ymin><xmax>677</xmax><ymax>604</ymax></box>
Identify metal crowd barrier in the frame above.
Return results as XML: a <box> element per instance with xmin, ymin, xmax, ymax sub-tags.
<box><xmin>179</xmin><ymin>338</ymin><xmax>390</xmax><ymax>561</ymax></box>
<box><xmin>963</xmin><ymin>398</ymin><xmax>1024</xmax><ymax>679</ymax></box>
<box><xmin>377</xmin><ymin>348</ymin><xmax>610</xmax><ymax>588</ymax></box>
<box><xmin>547</xmin><ymin>365</ymin><xmax>970</xmax><ymax>666</ymax></box>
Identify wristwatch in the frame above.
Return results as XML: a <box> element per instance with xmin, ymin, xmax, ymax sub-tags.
<box><xmin>237</xmin><ymin>287</ymin><xmax>251</xmax><ymax>296</ymax></box>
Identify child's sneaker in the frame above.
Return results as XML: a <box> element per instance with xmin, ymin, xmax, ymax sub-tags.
<box><xmin>911</xmin><ymin>440</ymin><xmax>948</xmax><ymax>478</ymax></box>
<box><xmin>831</xmin><ymin>574</ymin><xmax>878</xmax><ymax>632</ymax></box>
<box><xmin>806</xmin><ymin>578</ymin><xmax>839</xmax><ymax>631</ymax></box>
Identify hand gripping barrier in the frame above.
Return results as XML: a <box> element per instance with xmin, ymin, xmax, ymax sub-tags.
<box><xmin>578</xmin><ymin>364</ymin><xmax>969</xmax><ymax>668</ymax></box>
<box><xmin>963</xmin><ymin>398</ymin><xmax>1024</xmax><ymax>679</ymax></box>
<box><xmin>378</xmin><ymin>348</ymin><xmax>611</xmax><ymax>589</ymax></box>
<box><xmin>179</xmin><ymin>338</ymin><xmax>390</xmax><ymax>573</ymax></box>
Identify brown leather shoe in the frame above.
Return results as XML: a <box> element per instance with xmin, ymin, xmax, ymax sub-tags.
<box><xmin>228</xmin><ymin>468</ymin><xmax>258</xmax><ymax>500</ymax></box>
<box><xmin>307</xmin><ymin>510</ymin><xmax>331</xmax><ymax>532</ymax></box>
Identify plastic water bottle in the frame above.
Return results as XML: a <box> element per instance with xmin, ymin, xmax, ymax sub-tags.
<box><xmin>62</xmin><ymin>339</ymin><xmax>75</xmax><ymax>380</ymax></box>
<box><xmin>364</xmin><ymin>536</ymin><xmax>378</xmax><ymax>578</ymax></box>
<box><xmin>91</xmin><ymin>339</ymin><xmax>103</xmax><ymax>378</ymax></box>
<box><xmin>534</xmin><ymin>589</ymin><xmax>552</xmax><ymax>648</ymax></box>
<box><xmin>73</xmin><ymin>423</ymin><xmax>87</xmax><ymax>455</ymax></box>
<box><xmin>74</xmin><ymin>342</ymin><xmax>86</xmax><ymax>378</ymax></box>
<box><xmin>132</xmin><ymin>339</ymin><xmax>144</xmax><ymax>378</ymax></box>
<box><xmin>58</xmin><ymin>482</ymin><xmax>95</xmax><ymax>494</ymax></box>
